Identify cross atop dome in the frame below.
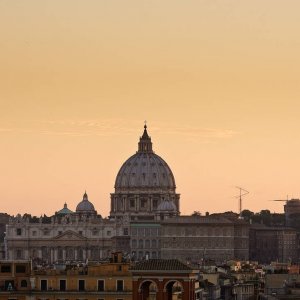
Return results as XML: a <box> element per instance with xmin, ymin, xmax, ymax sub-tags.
<box><xmin>138</xmin><ymin>122</ymin><xmax>153</xmax><ymax>153</ymax></box>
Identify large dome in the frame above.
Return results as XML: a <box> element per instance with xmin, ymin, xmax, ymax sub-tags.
<box><xmin>114</xmin><ymin>125</ymin><xmax>176</xmax><ymax>192</ymax></box>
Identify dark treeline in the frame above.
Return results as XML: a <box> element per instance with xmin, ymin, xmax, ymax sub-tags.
<box><xmin>241</xmin><ymin>209</ymin><xmax>300</xmax><ymax>230</ymax></box>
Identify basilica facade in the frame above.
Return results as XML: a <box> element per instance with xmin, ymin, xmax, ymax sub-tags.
<box><xmin>4</xmin><ymin>125</ymin><xmax>249</xmax><ymax>264</ymax></box>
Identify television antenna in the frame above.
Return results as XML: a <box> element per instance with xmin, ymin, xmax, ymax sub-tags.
<box><xmin>235</xmin><ymin>186</ymin><xmax>249</xmax><ymax>215</ymax></box>
<box><xmin>270</xmin><ymin>195</ymin><xmax>289</xmax><ymax>204</ymax></box>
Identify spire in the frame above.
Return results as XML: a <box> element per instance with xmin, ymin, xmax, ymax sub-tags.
<box><xmin>138</xmin><ymin>122</ymin><xmax>153</xmax><ymax>153</ymax></box>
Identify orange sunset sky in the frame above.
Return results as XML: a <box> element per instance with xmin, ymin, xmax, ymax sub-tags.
<box><xmin>1</xmin><ymin>1</ymin><xmax>300</xmax><ymax>217</ymax></box>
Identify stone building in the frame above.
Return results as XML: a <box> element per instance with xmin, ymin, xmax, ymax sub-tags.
<box><xmin>0</xmin><ymin>254</ymin><xmax>200</xmax><ymax>300</ymax></box>
<box><xmin>284</xmin><ymin>198</ymin><xmax>300</xmax><ymax>226</ymax></box>
<box><xmin>0</xmin><ymin>213</ymin><xmax>10</xmax><ymax>259</ymax></box>
<box><xmin>129</xmin><ymin>215</ymin><xmax>249</xmax><ymax>263</ymax></box>
<box><xmin>160</xmin><ymin>215</ymin><xmax>249</xmax><ymax>263</ymax></box>
<box><xmin>249</xmin><ymin>224</ymin><xmax>298</xmax><ymax>263</ymax></box>
<box><xmin>131</xmin><ymin>259</ymin><xmax>198</xmax><ymax>300</ymax></box>
<box><xmin>4</xmin><ymin>125</ymin><xmax>249</xmax><ymax>264</ymax></box>
<box><xmin>5</xmin><ymin>193</ymin><xmax>115</xmax><ymax>263</ymax></box>
<box><xmin>0</xmin><ymin>253</ymin><xmax>133</xmax><ymax>300</ymax></box>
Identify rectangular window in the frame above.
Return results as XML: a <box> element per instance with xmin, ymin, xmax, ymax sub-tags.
<box><xmin>78</xmin><ymin>279</ymin><xmax>85</xmax><ymax>291</ymax></box>
<box><xmin>130</xmin><ymin>199</ymin><xmax>135</xmax><ymax>208</ymax></box>
<box><xmin>97</xmin><ymin>279</ymin><xmax>105</xmax><ymax>291</ymax></box>
<box><xmin>116</xmin><ymin>280</ymin><xmax>124</xmax><ymax>291</ymax></box>
<box><xmin>16</xmin><ymin>265</ymin><xmax>26</xmax><ymax>273</ymax></box>
<box><xmin>1</xmin><ymin>265</ymin><xmax>11</xmax><ymax>273</ymax></box>
<box><xmin>141</xmin><ymin>199</ymin><xmax>147</xmax><ymax>208</ymax></box>
<box><xmin>123</xmin><ymin>228</ymin><xmax>128</xmax><ymax>236</ymax></box>
<box><xmin>16</xmin><ymin>228</ymin><xmax>22</xmax><ymax>235</ymax></box>
<box><xmin>32</xmin><ymin>230</ymin><xmax>37</xmax><ymax>236</ymax></box>
<box><xmin>41</xmin><ymin>279</ymin><xmax>48</xmax><ymax>291</ymax></box>
<box><xmin>60</xmin><ymin>279</ymin><xmax>66</xmax><ymax>291</ymax></box>
<box><xmin>107</xmin><ymin>231</ymin><xmax>111</xmax><ymax>236</ymax></box>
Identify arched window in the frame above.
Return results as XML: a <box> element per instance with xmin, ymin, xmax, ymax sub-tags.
<box><xmin>41</xmin><ymin>247</ymin><xmax>48</xmax><ymax>259</ymax></box>
<box><xmin>77</xmin><ymin>248</ymin><xmax>83</xmax><ymax>260</ymax></box>
<box><xmin>57</xmin><ymin>247</ymin><xmax>63</xmax><ymax>260</ymax></box>
<box><xmin>145</xmin><ymin>240</ymin><xmax>150</xmax><ymax>249</ymax></box>
<box><xmin>43</xmin><ymin>228</ymin><xmax>50</xmax><ymax>236</ymax></box>
<box><xmin>152</xmin><ymin>239</ymin><xmax>157</xmax><ymax>248</ymax></box>
<box><xmin>32</xmin><ymin>249</ymin><xmax>37</xmax><ymax>258</ymax></box>
<box><xmin>16</xmin><ymin>249</ymin><xmax>22</xmax><ymax>259</ymax></box>
<box><xmin>66</xmin><ymin>247</ymin><xmax>74</xmax><ymax>260</ymax></box>
<box><xmin>91</xmin><ymin>248</ymin><xmax>99</xmax><ymax>260</ymax></box>
<box><xmin>20</xmin><ymin>280</ymin><xmax>27</xmax><ymax>288</ymax></box>
<box><xmin>132</xmin><ymin>239</ymin><xmax>137</xmax><ymax>248</ymax></box>
<box><xmin>139</xmin><ymin>239</ymin><xmax>144</xmax><ymax>249</ymax></box>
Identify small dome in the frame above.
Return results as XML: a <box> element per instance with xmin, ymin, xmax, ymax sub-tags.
<box><xmin>76</xmin><ymin>192</ymin><xmax>96</xmax><ymax>213</ymax></box>
<box><xmin>157</xmin><ymin>199</ymin><xmax>177</xmax><ymax>212</ymax></box>
<box><xmin>56</xmin><ymin>203</ymin><xmax>73</xmax><ymax>215</ymax></box>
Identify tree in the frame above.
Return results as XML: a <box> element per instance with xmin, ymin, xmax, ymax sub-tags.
<box><xmin>241</xmin><ymin>210</ymin><xmax>254</xmax><ymax>222</ymax></box>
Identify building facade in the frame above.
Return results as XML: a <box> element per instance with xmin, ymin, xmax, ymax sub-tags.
<box><xmin>0</xmin><ymin>253</ymin><xmax>132</xmax><ymax>300</ymax></box>
<box><xmin>249</xmin><ymin>224</ymin><xmax>298</xmax><ymax>263</ymax></box>
<box><xmin>5</xmin><ymin>194</ymin><xmax>115</xmax><ymax>263</ymax></box>
<box><xmin>5</xmin><ymin>125</ymin><xmax>249</xmax><ymax>265</ymax></box>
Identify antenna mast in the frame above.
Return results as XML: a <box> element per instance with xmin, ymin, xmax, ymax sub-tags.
<box><xmin>235</xmin><ymin>186</ymin><xmax>249</xmax><ymax>215</ymax></box>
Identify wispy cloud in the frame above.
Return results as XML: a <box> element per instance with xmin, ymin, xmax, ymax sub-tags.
<box><xmin>0</xmin><ymin>119</ymin><xmax>238</xmax><ymax>140</ymax></box>
<box><xmin>156</xmin><ymin>126</ymin><xmax>237</xmax><ymax>139</ymax></box>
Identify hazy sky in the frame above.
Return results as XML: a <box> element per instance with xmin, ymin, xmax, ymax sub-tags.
<box><xmin>1</xmin><ymin>0</ymin><xmax>300</xmax><ymax>216</ymax></box>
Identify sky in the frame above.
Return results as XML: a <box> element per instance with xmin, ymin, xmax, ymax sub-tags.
<box><xmin>0</xmin><ymin>0</ymin><xmax>300</xmax><ymax>217</ymax></box>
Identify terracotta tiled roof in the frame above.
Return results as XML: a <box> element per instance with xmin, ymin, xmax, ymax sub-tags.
<box><xmin>130</xmin><ymin>259</ymin><xmax>192</xmax><ymax>271</ymax></box>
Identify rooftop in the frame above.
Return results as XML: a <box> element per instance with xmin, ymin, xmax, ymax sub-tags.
<box><xmin>130</xmin><ymin>259</ymin><xmax>192</xmax><ymax>271</ymax></box>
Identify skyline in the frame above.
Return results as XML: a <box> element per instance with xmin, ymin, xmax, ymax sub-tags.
<box><xmin>1</xmin><ymin>1</ymin><xmax>300</xmax><ymax>216</ymax></box>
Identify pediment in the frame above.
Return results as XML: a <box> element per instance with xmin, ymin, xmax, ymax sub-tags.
<box><xmin>54</xmin><ymin>230</ymin><xmax>86</xmax><ymax>240</ymax></box>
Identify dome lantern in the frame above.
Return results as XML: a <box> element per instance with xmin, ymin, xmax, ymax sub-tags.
<box><xmin>138</xmin><ymin>124</ymin><xmax>153</xmax><ymax>153</ymax></box>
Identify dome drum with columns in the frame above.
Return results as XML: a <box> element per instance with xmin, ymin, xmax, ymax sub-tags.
<box><xmin>110</xmin><ymin>125</ymin><xmax>180</xmax><ymax>220</ymax></box>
